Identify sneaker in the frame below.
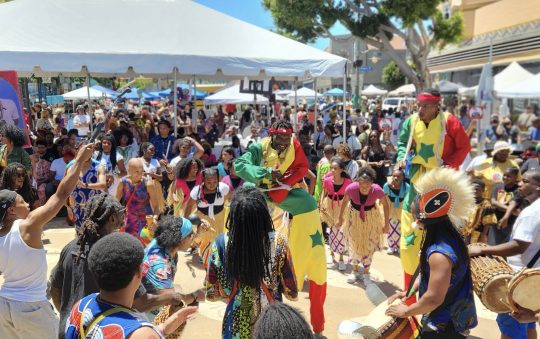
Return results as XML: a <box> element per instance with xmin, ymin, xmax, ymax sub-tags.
<box><xmin>347</xmin><ymin>271</ymin><xmax>360</xmax><ymax>284</ymax></box>
<box><xmin>386</xmin><ymin>247</ymin><xmax>394</xmax><ymax>255</ymax></box>
<box><xmin>338</xmin><ymin>260</ymin><xmax>347</xmax><ymax>271</ymax></box>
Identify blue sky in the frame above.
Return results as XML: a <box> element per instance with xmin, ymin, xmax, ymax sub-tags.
<box><xmin>194</xmin><ymin>0</ymin><xmax>349</xmax><ymax>50</ymax></box>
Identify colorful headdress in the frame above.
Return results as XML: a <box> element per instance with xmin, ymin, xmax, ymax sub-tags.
<box><xmin>417</xmin><ymin>92</ymin><xmax>441</xmax><ymax>103</ymax></box>
<box><xmin>268</xmin><ymin>127</ymin><xmax>293</xmax><ymax>135</ymax></box>
<box><xmin>413</xmin><ymin>168</ymin><xmax>474</xmax><ymax>227</ymax></box>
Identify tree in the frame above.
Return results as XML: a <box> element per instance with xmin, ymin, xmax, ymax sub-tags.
<box><xmin>382</xmin><ymin>61</ymin><xmax>405</xmax><ymax>89</ymax></box>
<box><xmin>263</xmin><ymin>0</ymin><xmax>463</xmax><ymax>91</ymax></box>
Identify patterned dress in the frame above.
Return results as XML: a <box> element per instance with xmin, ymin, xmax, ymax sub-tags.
<box><xmin>462</xmin><ymin>199</ymin><xmax>498</xmax><ymax>244</ymax></box>
<box><xmin>121</xmin><ymin>177</ymin><xmax>153</xmax><ymax>238</ymax></box>
<box><xmin>34</xmin><ymin>157</ymin><xmax>51</xmax><ymax>206</ymax></box>
<box><xmin>383</xmin><ymin>181</ymin><xmax>409</xmax><ymax>252</ymax></box>
<box><xmin>68</xmin><ymin>162</ymin><xmax>102</xmax><ymax>229</ymax></box>
<box><xmin>320</xmin><ymin>174</ymin><xmax>352</xmax><ymax>254</ymax></box>
<box><xmin>65</xmin><ymin>293</ymin><xmax>161</xmax><ymax>339</ymax></box>
<box><xmin>206</xmin><ymin>233</ymin><xmax>298</xmax><ymax>339</ymax></box>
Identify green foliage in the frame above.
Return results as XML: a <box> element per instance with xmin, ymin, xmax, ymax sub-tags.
<box><xmin>431</xmin><ymin>11</ymin><xmax>463</xmax><ymax>49</ymax></box>
<box><xmin>382</xmin><ymin>61</ymin><xmax>406</xmax><ymax>89</ymax></box>
<box><xmin>382</xmin><ymin>0</ymin><xmax>442</xmax><ymax>27</ymax></box>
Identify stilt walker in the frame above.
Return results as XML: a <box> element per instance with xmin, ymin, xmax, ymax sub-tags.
<box><xmin>234</xmin><ymin>120</ymin><xmax>327</xmax><ymax>335</ymax></box>
<box><xmin>396</xmin><ymin>89</ymin><xmax>470</xmax><ymax>301</ymax></box>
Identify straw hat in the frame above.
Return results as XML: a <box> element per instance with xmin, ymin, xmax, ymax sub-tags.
<box><xmin>492</xmin><ymin>141</ymin><xmax>512</xmax><ymax>155</ymax></box>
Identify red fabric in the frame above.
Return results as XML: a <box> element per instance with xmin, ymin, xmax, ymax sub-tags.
<box><xmin>175</xmin><ymin>172</ymin><xmax>203</xmax><ymax>202</ymax></box>
<box><xmin>309</xmin><ymin>281</ymin><xmax>326</xmax><ymax>333</ymax></box>
<box><xmin>441</xmin><ymin>114</ymin><xmax>471</xmax><ymax>169</ymax></box>
<box><xmin>269</xmin><ymin>128</ymin><xmax>293</xmax><ymax>135</ymax></box>
<box><xmin>417</xmin><ymin>93</ymin><xmax>440</xmax><ymax>102</ymax></box>
<box><xmin>403</xmin><ymin>272</ymin><xmax>417</xmax><ymax>305</ymax></box>
<box><xmin>267</xmin><ymin>138</ymin><xmax>308</xmax><ymax>204</ymax></box>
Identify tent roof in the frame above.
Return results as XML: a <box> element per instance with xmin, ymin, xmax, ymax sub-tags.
<box><xmin>437</xmin><ymin>80</ymin><xmax>464</xmax><ymax>94</ymax></box>
<box><xmin>62</xmin><ymin>86</ymin><xmax>110</xmax><ymax>100</ymax></box>
<box><xmin>204</xmin><ymin>85</ymin><xmax>269</xmax><ymax>105</ymax></box>
<box><xmin>361</xmin><ymin>84</ymin><xmax>387</xmax><ymax>96</ymax></box>
<box><xmin>388</xmin><ymin>83</ymin><xmax>416</xmax><ymax>96</ymax></box>
<box><xmin>288</xmin><ymin>87</ymin><xmax>317</xmax><ymax>99</ymax></box>
<box><xmin>324</xmin><ymin>88</ymin><xmax>348</xmax><ymax>96</ymax></box>
<box><xmin>497</xmin><ymin>73</ymin><xmax>540</xmax><ymax>98</ymax></box>
<box><xmin>0</xmin><ymin>0</ymin><xmax>346</xmax><ymax>79</ymax></box>
<box><xmin>459</xmin><ymin>62</ymin><xmax>534</xmax><ymax>96</ymax></box>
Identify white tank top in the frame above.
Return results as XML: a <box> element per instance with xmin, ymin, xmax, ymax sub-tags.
<box><xmin>0</xmin><ymin>220</ymin><xmax>48</xmax><ymax>302</ymax></box>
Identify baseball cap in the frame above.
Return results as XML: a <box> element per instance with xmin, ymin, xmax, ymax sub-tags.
<box><xmin>0</xmin><ymin>190</ymin><xmax>17</xmax><ymax>222</ymax></box>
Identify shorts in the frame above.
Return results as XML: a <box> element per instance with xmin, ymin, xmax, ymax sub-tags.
<box><xmin>0</xmin><ymin>296</ymin><xmax>58</xmax><ymax>339</ymax></box>
<box><xmin>496</xmin><ymin>313</ymin><xmax>536</xmax><ymax>339</ymax></box>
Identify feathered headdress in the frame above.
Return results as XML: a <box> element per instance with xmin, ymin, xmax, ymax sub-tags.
<box><xmin>413</xmin><ymin>167</ymin><xmax>474</xmax><ymax>228</ymax></box>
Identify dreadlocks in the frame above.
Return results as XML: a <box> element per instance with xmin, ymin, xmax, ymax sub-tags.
<box><xmin>225</xmin><ymin>186</ymin><xmax>274</xmax><ymax>289</ymax></box>
<box><xmin>0</xmin><ymin>162</ymin><xmax>36</xmax><ymax>206</ymax></box>
<box><xmin>76</xmin><ymin>193</ymin><xmax>124</xmax><ymax>262</ymax></box>
<box><xmin>270</xmin><ymin>119</ymin><xmax>293</xmax><ymax>131</ymax></box>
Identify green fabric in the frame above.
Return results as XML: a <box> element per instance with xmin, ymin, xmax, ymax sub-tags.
<box><xmin>313</xmin><ymin>162</ymin><xmax>331</xmax><ymax>201</ymax></box>
<box><xmin>396</xmin><ymin>116</ymin><xmax>412</xmax><ymax>162</ymax></box>
<box><xmin>0</xmin><ymin>145</ymin><xmax>32</xmax><ymax>174</ymax></box>
<box><xmin>277</xmin><ymin>188</ymin><xmax>317</xmax><ymax>215</ymax></box>
<box><xmin>233</xmin><ymin>143</ymin><xmax>271</xmax><ymax>184</ymax></box>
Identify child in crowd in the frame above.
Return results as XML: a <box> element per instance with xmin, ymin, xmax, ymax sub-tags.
<box><xmin>462</xmin><ymin>179</ymin><xmax>498</xmax><ymax>244</ymax></box>
<box><xmin>383</xmin><ymin>168</ymin><xmax>409</xmax><ymax>255</ymax></box>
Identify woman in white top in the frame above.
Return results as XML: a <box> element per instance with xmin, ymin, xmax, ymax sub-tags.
<box><xmin>184</xmin><ymin>168</ymin><xmax>230</xmax><ymax>267</ymax></box>
<box><xmin>0</xmin><ymin>144</ymin><xmax>94</xmax><ymax>339</ymax></box>
<box><xmin>95</xmin><ymin>135</ymin><xmax>127</xmax><ymax>195</ymax></box>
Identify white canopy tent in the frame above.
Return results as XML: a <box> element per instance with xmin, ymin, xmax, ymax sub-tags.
<box><xmin>458</xmin><ymin>62</ymin><xmax>534</xmax><ymax>97</ymax></box>
<box><xmin>274</xmin><ymin>89</ymin><xmax>293</xmax><ymax>102</ymax></box>
<box><xmin>361</xmin><ymin>84</ymin><xmax>388</xmax><ymax>96</ymax></box>
<box><xmin>287</xmin><ymin>87</ymin><xmax>317</xmax><ymax>101</ymax></box>
<box><xmin>0</xmin><ymin>0</ymin><xmax>347</xmax><ymax>79</ymax></box>
<box><xmin>62</xmin><ymin>86</ymin><xmax>109</xmax><ymax>100</ymax></box>
<box><xmin>497</xmin><ymin>73</ymin><xmax>540</xmax><ymax>98</ymax></box>
<box><xmin>388</xmin><ymin>83</ymin><xmax>416</xmax><ymax>96</ymax></box>
<box><xmin>204</xmin><ymin>85</ymin><xmax>269</xmax><ymax>105</ymax></box>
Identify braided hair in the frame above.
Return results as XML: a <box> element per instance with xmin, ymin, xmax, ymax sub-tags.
<box><xmin>95</xmin><ymin>134</ymin><xmax>118</xmax><ymax>171</ymax></box>
<box><xmin>0</xmin><ymin>162</ymin><xmax>36</xmax><ymax>206</ymax></box>
<box><xmin>76</xmin><ymin>193</ymin><xmax>124</xmax><ymax>262</ymax></box>
<box><xmin>196</xmin><ymin>167</ymin><xmax>221</xmax><ymax>205</ymax></box>
<box><xmin>270</xmin><ymin>119</ymin><xmax>293</xmax><ymax>132</ymax></box>
<box><xmin>225</xmin><ymin>186</ymin><xmax>274</xmax><ymax>289</ymax></box>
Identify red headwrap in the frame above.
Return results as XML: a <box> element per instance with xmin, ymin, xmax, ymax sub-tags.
<box><xmin>417</xmin><ymin>93</ymin><xmax>441</xmax><ymax>103</ymax></box>
<box><xmin>269</xmin><ymin>127</ymin><xmax>293</xmax><ymax>135</ymax></box>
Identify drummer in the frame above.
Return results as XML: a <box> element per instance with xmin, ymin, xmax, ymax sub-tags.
<box><xmin>386</xmin><ymin>168</ymin><xmax>478</xmax><ymax>338</ymax></box>
<box><xmin>469</xmin><ymin>169</ymin><xmax>540</xmax><ymax>339</ymax></box>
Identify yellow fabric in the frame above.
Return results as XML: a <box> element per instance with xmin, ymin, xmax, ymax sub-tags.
<box><xmin>260</xmin><ymin>137</ymin><xmax>295</xmax><ymax>186</ymax></box>
<box><xmin>410</xmin><ymin>112</ymin><xmax>447</xmax><ymax>169</ymax></box>
<box><xmin>195</xmin><ymin>209</ymin><xmax>226</xmax><ymax>268</ymax></box>
<box><xmin>320</xmin><ymin>196</ymin><xmax>343</xmax><ymax>226</ymax></box>
<box><xmin>344</xmin><ymin>202</ymin><xmax>385</xmax><ymax>260</ymax></box>
<box><xmin>286</xmin><ymin>211</ymin><xmax>327</xmax><ymax>289</ymax></box>
<box><xmin>166</xmin><ymin>182</ymin><xmax>184</xmax><ymax>216</ymax></box>
<box><xmin>474</xmin><ymin>158</ymin><xmax>521</xmax><ymax>199</ymax></box>
<box><xmin>400</xmin><ymin>210</ymin><xmax>421</xmax><ymax>274</ymax></box>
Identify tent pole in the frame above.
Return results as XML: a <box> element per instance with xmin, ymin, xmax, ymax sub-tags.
<box><xmin>86</xmin><ymin>71</ymin><xmax>93</xmax><ymax>133</ymax></box>
<box><xmin>173</xmin><ymin>68</ymin><xmax>178</xmax><ymax>138</ymax></box>
<box><xmin>294</xmin><ymin>77</ymin><xmax>298</xmax><ymax>131</ymax></box>
<box><xmin>343</xmin><ymin>65</ymin><xmax>347</xmax><ymax>141</ymax></box>
<box><xmin>192</xmin><ymin>76</ymin><xmax>197</xmax><ymax>132</ymax></box>
<box><xmin>314</xmin><ymin>78</ymin><xmax>318</xmax><ymax>123</ymax></box>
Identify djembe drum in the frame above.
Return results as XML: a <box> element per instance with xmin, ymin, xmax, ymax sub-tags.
<box><xmin>470</xmin><ymin>244</ymin><xmax>514</xmax><ymax>313</ymax></box>
<box><xmin>354</xmin><ymin>300</ymin><xmax>420</xmax><ymax>339</ymax></box>
<box><xmin>153</xmin><ymin>303</ymin><xmax>186</xmax><ymax>339</ymax></box>
<box><xmin>506</xmin><ymin>268</ymin><xmax>540</xmax><ymax>315</ymax></box>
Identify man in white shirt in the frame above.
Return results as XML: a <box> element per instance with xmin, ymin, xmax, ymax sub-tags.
<box><xmin>73</xmin><ymin>105</ymin><xmax>90</xmax><ymax>137</ymax></box>
<box><xmin>469</xmin><ymin>169</ymin><xmax>540</xmax><ymax>338</ymax></box>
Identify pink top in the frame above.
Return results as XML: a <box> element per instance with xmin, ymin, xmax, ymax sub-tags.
<box><xmin>323</xmin><ymin>175</ymin><xmax>352</xmax><ymax>208</ymax></box>
<box><xmin>344</xmin><ymin>182</ymin><xmax>384</xmax><ymax>220</ymax></box>
<box><xmin>175</xmin><ymin>172</ymin><xmax>203</xmax><ymax>202</ymax></box>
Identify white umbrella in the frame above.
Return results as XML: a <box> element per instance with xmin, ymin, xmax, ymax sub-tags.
<box><xmin>361</xmin><ymin>84</ymin><xmax>388</xmax><ymax>96</ymax></box>
<box><xmin>204</xmin><ymin>84</ymin><xmax>269</xmax><ymax>105</ymax></box>
<box><xmin>388</xmin><ymin>83</ymin><xmax>416</xmax><ymax>96</ymax></box>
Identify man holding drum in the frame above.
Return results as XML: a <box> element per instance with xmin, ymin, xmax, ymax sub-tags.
<box><xmin>469</xmin><ymin>169</ymin><xmax>540</xmax><ymax>339</ymax></box>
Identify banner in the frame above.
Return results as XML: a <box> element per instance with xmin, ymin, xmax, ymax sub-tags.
<box><xmin>0</xmin><ymin>70</ymin><xmax>32</xmax><ymax>147</ymax></box>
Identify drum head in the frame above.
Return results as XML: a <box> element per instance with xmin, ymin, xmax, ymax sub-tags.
<box><xmin>510</xmin><ymin>273</ymin><xmax>540</xmax><ymax>312</ymax></box>
<box><xmin>482</xmin><ymin>274</ymin><xmax>513</xmax><ymax>313</ymax></box>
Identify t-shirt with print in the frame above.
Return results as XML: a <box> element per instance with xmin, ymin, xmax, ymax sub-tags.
<box><xmin>419</xmin><ymin>233</ymin><xmax>478</xmax><ymax>333</ymax></box>
<box><xmin>141</xmin><ymin>239</ymin><xmax>178</xmax><ymax>294</ymax></box>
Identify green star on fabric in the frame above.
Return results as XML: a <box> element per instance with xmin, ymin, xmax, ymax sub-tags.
<box><xmin>310</xmin><ymin>230</ymin><xmax>324</xmax><ymax>248</ymax></box>
<box><xmin>404</xmin><ymin>232</ymin><xmax>417</xmax><ymax>246</ymax></box>
<box><xmin>418</xmin><ymin>143</ymin><xmax>435</xmax><ymax>162</ymax></box>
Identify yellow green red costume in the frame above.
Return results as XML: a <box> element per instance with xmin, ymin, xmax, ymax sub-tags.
<box><xmin>234</xmin><ymin>136</ymin><xmax>327</xmax><ymax>333</ymax></box>
<box><xmin>397</xmin><ymin>111</ymin><xmax>470</xmax><ymax>290</ymax></box>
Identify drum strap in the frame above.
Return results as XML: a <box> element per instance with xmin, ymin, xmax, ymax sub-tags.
<box><xmin>526</xmin><ymin>249</ymin><xmax>540</xmax><ymax>268</ymax></box>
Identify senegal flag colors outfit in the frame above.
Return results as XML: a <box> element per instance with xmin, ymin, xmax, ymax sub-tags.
<box><xmin>234</xmin><ymin>137</ymin><xmax>326</xmax><ymax>333</ymax></box>
<box><xmin>397</xmin><ymin>112</ymin><xmax>470</xmax><ymax>288</ymax></box>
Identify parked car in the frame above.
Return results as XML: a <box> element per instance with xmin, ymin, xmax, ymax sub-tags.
<box><xmin>382</xmin><ymin>97</ymin><xmax>415</xmax><ymax>111</ymax></box>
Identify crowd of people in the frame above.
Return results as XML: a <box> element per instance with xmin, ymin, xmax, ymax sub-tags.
<box><xmin>0</xmin><ymin>90</ymin><xmax>539</xmax><ymax>339</ymax></box>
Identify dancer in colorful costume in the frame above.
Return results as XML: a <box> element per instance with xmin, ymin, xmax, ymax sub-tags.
<box><xmin>396</xmin><ymin>89</ymin><xmax>470</xmax><ymax>295</ymax></box>
<box><xmin>234</xmin><ymin>120</ymin><xmax>327</xmax><ymax>335</ymax></box>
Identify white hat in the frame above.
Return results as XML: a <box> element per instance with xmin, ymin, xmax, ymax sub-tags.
<box><xmin>492</xmin><ymin>141</ymin><xmax>512</xmax><ymax>155</ymax></box>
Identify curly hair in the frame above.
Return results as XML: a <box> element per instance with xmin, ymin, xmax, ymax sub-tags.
<box><xmin>356</xmin><ymin>165</ymin><xmax>377</xmax><ymax>182</ymax></box>
<box><xmin>253</xmin><ymin>303</ymin><xmax>312</xmax><ymax>339</ymax></box>
<box><xmin>225</xmin><ymin>186</ymin><xmax>274</xmax><ymax>289</ymax></box>
<box><xmin>336</xmin><ymin>143</ymin><xmax>352</xmax><ymax>159</ymax></box>
<box><xmin>76</xmin><ymin>193</ymin><xmax>124</xmax><ymax>262</ymax></box>
<box><xmin>154</xmin><ymin>215</ymin><xmax>189</xmax><ymax>248</ymax></box>
<box><xmin>112</xmin><ymin>126</ymin><xmax>134</xmax><ymax>146</ymax></box>
<box><xmin>0</xmin><ymin>162</ymin><xmax>36</xmax><ymax>205</ymax></box>
<box><xmin>88</xmin><ymin>232</ymin><xmax>144</xmax><ymax>292</ymax></box>
<box><xmin>0</xmin><ymin>124</ymin><xmax>26</xmax><ymax>147</ymax></box>
<box><xmin>175</xmin><ymin>157</ymin><xmax>204</xmax><ymax>180</ymax></box>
